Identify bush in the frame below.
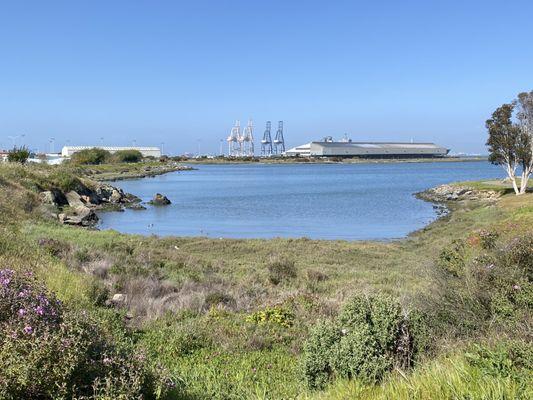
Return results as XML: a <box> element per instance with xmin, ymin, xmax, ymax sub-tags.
<box><xmin>0</xmin><ymin>269</ymin><xmax>171</xmax><ymax>399</ymax></box>
<box><xmin>267</xmin><ymin>259</ymin><xmax>297</xmax><ymax>285</ymax></box>
<box><xmin>113</xmin><ymin>150</ymin><xmax>143</xmax><ymax>163</ymax></box>
<box><xmin>301</xmin><ymin>294</ymin><xmax>425</xmax><ymax>389</ymax></box>
<box><xmin>7</xmin><ymin>146</ymin><xmax>30</xmax><ymax>164</ymax></box>
<box><xmin>70</xmin><ymin>148</ymin><xmax>111</xmax><ymax>165</ymax></box>
<box><xmin>437</xmin><ymin>239</ymin><xmax>467</xmax><ymax>277</ymax></box>
<box><xmin>246</xmin><ymin>306</ymin><xmax>294</xmax><ymax>328</ymax></box>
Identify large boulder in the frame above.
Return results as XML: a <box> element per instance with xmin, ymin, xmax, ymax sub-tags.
<box><xmin>148</xmin><ymin>193</ymin><xmax>171</xmax><ymax>206</ymax></box>
<box><xmin>58</xmin><ymin>208</ymin><xmax>98</xmax><ymax>226</ymax></box>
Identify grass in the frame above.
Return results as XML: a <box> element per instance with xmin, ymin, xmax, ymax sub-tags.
<box><xmin>304</xmin><ymin>351</ymin><xmax>532</xmax><ymax>400</ymax></box>
<box><xmin>0</xmin><ymin>161</ymin><xmax>531</xmax><ymax>399</ymax></box>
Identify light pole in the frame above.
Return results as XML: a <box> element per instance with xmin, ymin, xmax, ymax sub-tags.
<box><xmin>197</xmin><ymin>139</ymin><xmax>201</xmax><ymax>156</ymax></box>
<box><xmin>219</xmin><ymin>139</ymin><xmax>223</xmax><ymax>156</ymax></box>
<box><xmin>160</xmin><ymin>142</ymin><xmax>165</xmax><ymax>156</ymax></box>
<box><xmin>49</xmin><ymin>137</ymin><xmax>55</xmax><ymax>154</ymax></box>
<box><xmin>100</xmin><ymin>137</ymin><xmax>104</xmax><ymax>147</ymax></box>
<box><xmin>132</xmin><ymin>139</ymin><xmax>137</xmax><ymax>147</ymax></box>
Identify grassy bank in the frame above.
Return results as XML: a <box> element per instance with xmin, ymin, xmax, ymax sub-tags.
<box><xmin>0</xmin><ymin>162</ymin><xmax>531</xmax><ymax>399</ymax></box>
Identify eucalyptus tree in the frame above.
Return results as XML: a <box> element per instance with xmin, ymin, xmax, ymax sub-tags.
<box><xmin>486</xmin><ymin>92</ymin><xmax>533</xmax><ymax>195</ymax></box>
<box><xmin>515</xmin><ymin>91</ymin><xmax>533</xmax><ymax>194</ymax></box>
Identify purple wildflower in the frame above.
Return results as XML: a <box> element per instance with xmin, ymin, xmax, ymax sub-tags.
<box><xmin>513</xmin><ymin>284</ymin><xmax>521</xmax><ymax>291</ymax></box>
<box><xmin>18</xmin><ymin>308</ymin><xmax>26</xmax><ymax>316</ymax></box>
<box><xmin>23</xmin><ymin>326</ymin><xmax>33</xmax><ymax>335</ymax></box>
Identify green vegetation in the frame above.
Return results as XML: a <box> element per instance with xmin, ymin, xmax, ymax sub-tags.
<box><xmin>112</xmin><ymin>149</ymin><xmax>143</xmax><ymax>163</ymax></box>
<box><xmin>70</xmin><ymin>148</ymin><xmax>112</xmax><ymax>165</ymax></box>
<box><xmin>0</xmin><ymin>161</ymin><xmax>531</xmax><ymax>399</ymax></box>
<box><xmin>7</xmin><ymin>146</ymin><xmax>30</xmax><ymax>163</ymax></box>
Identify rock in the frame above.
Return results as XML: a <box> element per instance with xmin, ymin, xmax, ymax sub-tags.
<box><xmin>148</xmin><ymin>193</ymin><xmax>171</xmax><ymax>206</ymax></box>
<box><xmin>128</xmin><ymin>203</ymin><xmax>147</xmax><ymax>210</ymax></box>
<box><xmin>58</xmin><ymin>208</ymin><xmax>98</xmax><ymax>226</ymax></box>
<box><xmin>417</xmin><ymin>184</ymin><xmax>501</xmax><ymax>204</ymax></box>
<box><xmin>105</xmin><ymin>293</ymin><xmax>127</xmax><ymax>308</ymax></box>
<box><xmin>65</xmin><ymin>191</ymin><xmax>86</xmax><ymax>208</ymax></box>
<box><xmin>112</xmin><ymin>293</ymin><xmax>127</xmax><ymax>303</ymax></box>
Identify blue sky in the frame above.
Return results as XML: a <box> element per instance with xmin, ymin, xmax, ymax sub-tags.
<box><xmin>1</xmin><ymin>0</ymin><xmax>532</xmax><ymax>154</ymax></box>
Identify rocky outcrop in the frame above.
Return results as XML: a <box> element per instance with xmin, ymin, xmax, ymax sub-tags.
<box><xmin>38</xmin><ymin>180</ymin><xmax>144</xmax><ymax>227</ymax></box>
<box><xmin>417</xmin><ymin>184</ymin><xmax>502</xmax><ymax>204</ymax></box>
<box><xmin>148</xmin><ymin>193</ymin><xmax>171</xmax><ymax>206</ymax></box>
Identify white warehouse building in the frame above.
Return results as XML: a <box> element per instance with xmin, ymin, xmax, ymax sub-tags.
<box><xmin>61</xmin><ymin>146</ymin><xmax>162</xmax><ymax>158</ymax></box>
<box><xmin>285</xmin><ymin>140</ymin><xmax>449</xmax><ymax>158</ymax></box>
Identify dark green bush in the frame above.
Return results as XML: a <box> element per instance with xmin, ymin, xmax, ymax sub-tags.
<box><xmin>113</xmin><ymin>149</ymin><xmax>143</xmax><ymax>163</ymax></box>
<box><xmin>302</xmin><ymin>320</ymin><xmax>341</xmax><ymax>389</ymax></box>
<box><xmin>7</xmin><ymin>146</ymin><xmax>30</xmax><ymax>164</ymax></box>
<box><xmin>70</xmin><ymin>148</ymin><xmax>111</xmax><ymax>165</ymax></box>
<box><xmin>268</xmin><ymin>259</ymin><xmax>297</xmax><ymax>285</ymax></box>
<box><xmin>302</xmin><ymin>294</ymin><xmax>425</xmax><ymax>389</ymax></box>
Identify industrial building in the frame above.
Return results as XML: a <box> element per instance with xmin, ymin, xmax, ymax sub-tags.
<box><xmin>285</xmin><ymin>139</ymin><xmax>449</xmax><ymax>158</ymax></box>
<box><xmin>61</xmin><ymin>146</ymin><xmax>161</xmax><ymax>158</ymax></box>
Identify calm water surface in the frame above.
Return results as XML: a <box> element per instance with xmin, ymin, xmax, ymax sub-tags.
<box><xmin>98</xmin><ymin>161</ymin><xmax>501</xmax><ymax>240</ymax></box>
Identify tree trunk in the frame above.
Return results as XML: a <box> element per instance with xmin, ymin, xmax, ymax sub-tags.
<box><xmin>504</xmin><ymin>163</ymin><xmax>520</xmax><ymax>195</ymax></box>
<box><xmin>519</xmin><ymin>167</ymin><xmax>531</xmax><ymax>194</ymax></box>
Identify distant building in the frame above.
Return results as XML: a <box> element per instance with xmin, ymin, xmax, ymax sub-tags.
<box><xmin>285</xmin><ymin>140</ymin><xmax>449</xmax><ymax>158</ymax></box>
<box><xmin>61</xmin><ymin>146</ymin><xmax>161</xmax><ymax>158</ymax></box>
<box><xmin>0</xmin><ymin>150</ymin><xmax>9</xmax><ymax>162</ymax></box>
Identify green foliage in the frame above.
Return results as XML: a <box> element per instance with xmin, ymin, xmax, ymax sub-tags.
<box><xmin>70</xmin><ymin>148</ymin><xmax>111</xmax><ymax>165</ymax></box>
<box><xmin>465</xmin><ymin>341</ymin><xmax>532</xmax><ymax>384</ymax></box>
<box><xmin>0</xmin><ymin>269</ymin><xmax>171</xmax><ymax>399</ymax></box>
<box><xmin>437</xmin><ymin>239</ymin><xmax>466</xmax><ymax>277</ymax></box>
<box><xmin>7</xmin><ymin>146</ymin><xmax>30</xmax><ymax>164</ymax></box>
<box><xmin>246</xmin><ymin>306</ymin><xmax>294</xmax><ymax>328</ymax></box>
<box><xmin>302</xmin><ymin>294</ymin><xmax>425</xmax><ymax>389</ymax></box>
<box><xmin>267</xmin><ymin>258</ymin><xmax>297</xmax><ymax>285</ymax></box>
<box><xmin>302</xmin><ymin>320</ymin><xmax>341</xmax><ymax>390</ymax></box>
<box><xmin>112</xmin><ymin>149</ymin><xmax>143</xmax><ymax>163</ymax></box>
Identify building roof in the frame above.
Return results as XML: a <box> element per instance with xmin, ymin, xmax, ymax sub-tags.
<box><xmin>311</xmin><ymin>141</ymin><xmax>445</xmax><ymax>149</ymax></box>
<box><xmin>62</xmin><ymin>146</ymin><xmax>160</xmax><ymax>151</ymax></box>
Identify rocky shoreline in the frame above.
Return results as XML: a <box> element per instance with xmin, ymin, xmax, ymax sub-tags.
<box><xmin>416</xmin><ymin>183</ymin><xmax>502</xmax><ymax>204</ymax></box>
<box><xmin>40</xmin><ymin>181</ymin><xmax>144</xmax><ymax>226</ymax></box>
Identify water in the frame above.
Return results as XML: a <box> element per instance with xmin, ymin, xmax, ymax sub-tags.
<box><xmin>97</xmin><ymin>161</ymin><xmax>501</xmax><ymax>240</ymax></box>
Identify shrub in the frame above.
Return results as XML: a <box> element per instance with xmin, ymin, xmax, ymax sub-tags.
<box><xmin>0</xmin><ymin>269</ymin><xmax>171</xmax><ymax>399</ymax></box>
<box><xmin>204</xmin><ymin>291</ymin><xmax>235</xmax><ymax>309</ymax></box>
<box><xmin>267</xmin><ymin>259</ymin><xmax>297</xmax><ymax>285</ymax></box>
<box><xmin>7</xmin><ymin>146</ymin><xmax>30</xmax><ymax>164</ymax></box>
<box><xmin>70</xmin><ymin>148</ymin><xmax>111</xmax><ymax>165</ymax></box>
<box><xmin>301</xmin><ymin>294</ymin><xmax>425</xmax><ymax>389</ymax></box>
<box><xmin>437</xmin><ymin>239</ymin><xmax>467</xmax><ymax>277</ymax></box>
<box><xmin>246</xmin><ymin>306</ymin><xmax>294</xmax><ymax>328</ymax></box>
<box><xmin>113</xmin><ymin>150</ymin><xmax>143</xmax><ymax>163</ymax></box>
<box><xmin>302</xmin><ymin>320</ymin><xmax>341</xmax><ymax>390</ymax></box>
<box><xmin>465</xmin><ymin>341</ymin><xmax>532</xmax><ymax>381</ymax></box>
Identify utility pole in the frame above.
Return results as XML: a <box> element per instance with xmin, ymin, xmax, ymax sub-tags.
<box><xmin>49</xmin><ymin>137</ymin><xmax>55</xmax><ymax>154</ymax></box>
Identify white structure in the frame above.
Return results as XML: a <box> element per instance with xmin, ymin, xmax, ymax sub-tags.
<box><xmin>227</xmin><ymin>121</ymin><xmax>242</xmax><ymax>157</ymax></box>
<box><xmin>61</xmin><ymin>146</ymin><xmax>161</xmax><ymax>158</ymax></box>
<box><xmin>241</xmin><ymin>119</ymin><xmax>254</xmax><ymax>156</ymax></box>
<box><xmin>285</xmin><ymin>143</ymin><xmax>311</xmax><ymax>157</ymax></box>
<box><xmin>285</xmin><ymin>140</ymin><xmax>449</xmax><ymax>158</ymax></box>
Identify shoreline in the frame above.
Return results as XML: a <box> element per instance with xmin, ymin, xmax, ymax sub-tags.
<box><xmin>96</xmin><ymin>171</ymin><xmax>507</xmax><ymax>243</ymax></box>
<box><xmin>183</xmin><ymin>156</ymin><xmax>488</xmax><ymax>165</ymax></box>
